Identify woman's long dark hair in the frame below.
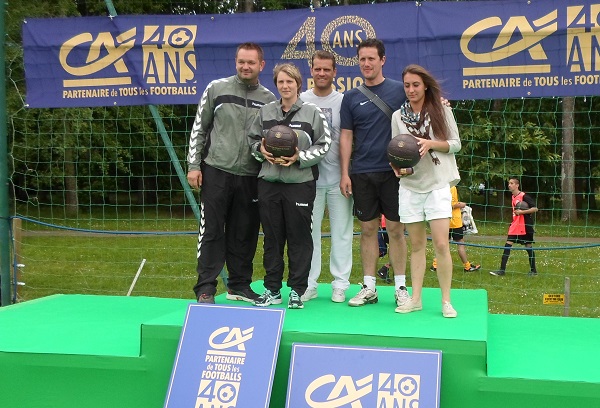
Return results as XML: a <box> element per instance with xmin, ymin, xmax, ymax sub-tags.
<box><xmin>402</xmin><ymin>64</ymin><xmax>449</xmax><ymax>141</ymax></box>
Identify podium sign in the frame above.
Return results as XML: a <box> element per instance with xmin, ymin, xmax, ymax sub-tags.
<box><xmin>164</xmin><ymin>304</ymin><xmax>285</xmax><ymax>408</ymax></box>
<box><xmin>286</xmin><ymin>343</ymin><xmax>442</xmax><ymax>408</ymax></box>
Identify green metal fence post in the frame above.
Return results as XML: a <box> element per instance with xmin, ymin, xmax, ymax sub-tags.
<box><xmin>0</xmin><ymin>0</ymin><xmax>11</xmax><ymax>306</ymax></box>
<box><xmin>104</xmin><ymin>0</ymin><xmax>226</xmax><ymax>289</ymax></box>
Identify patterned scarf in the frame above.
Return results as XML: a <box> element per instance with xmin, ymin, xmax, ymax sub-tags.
<box><xmin>399</xmin><ymin>100</ymin><xmax>440</xmax><ymax>165</ymax></box>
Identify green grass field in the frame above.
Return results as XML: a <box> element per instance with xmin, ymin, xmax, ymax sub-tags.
<box><xmin>12</xmin><ymin>215</ymin><xmax>600</xmax><ymax>318</ymax></box>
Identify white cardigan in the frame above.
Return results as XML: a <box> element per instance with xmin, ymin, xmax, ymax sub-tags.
<box><xmin>391</xmin><ymin>105</ymin><xmax>461</xmax><ymax>193</ymax></box>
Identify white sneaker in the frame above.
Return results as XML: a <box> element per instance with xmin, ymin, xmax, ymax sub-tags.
<box><xmin>348</xmin><ymin>284</ymin><xmax>378</xmax><ymax>307</ymax></box>
<box><xmin>301</xmin><ymin>288</ymin><xmax>318</xmax><ymax>302</ymax></box>
<box><xmin>395</xmin><ymin>297</ymin><xmax>422</xmax><ymax>314</ymax></box>
<box><xmin>442</xmin><ymin>302</ymin><xmax>457</xmax><ymax>318</ymax></box>
<box><xmin>395</xmin><ymin>286</ymin><xmax>409</xmax><ymax>306</ymax></box>
<box><xmin>331</xmin><ymin>288</ymin><xmax>346</xmax><ymax>303</ymax></box>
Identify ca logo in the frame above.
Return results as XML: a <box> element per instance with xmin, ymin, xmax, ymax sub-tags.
<box><xmin>305</xmin><ymin>374</ymin><xmax>373</xmax><ymax>408</ymax></box>
<box><xmin>460</xmin><ymin>10</ymin><xmax>557</xmax><ymax>64</ymax></box>
<box><xmin>208</xmin><ymin>327</ymin><xmax>254</xmax><ymax>351</ymax></box>
<box><xmin>59</xmin><ymin>28</ymin><xmax>136</xmax><ymax>76</ymax></box>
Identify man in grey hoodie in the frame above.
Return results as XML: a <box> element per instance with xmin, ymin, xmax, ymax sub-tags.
<box><xmin>187</xmin><ymin>43</ymin><xmax>276</xmax><ymax>304</ymax></box>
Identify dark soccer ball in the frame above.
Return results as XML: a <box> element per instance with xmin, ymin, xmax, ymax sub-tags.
<box><xmin>264</xmin><ymin>125</ymin><xmax>298</xmax><ymax>157</ymax></box>
<box><xmin>515</xmin><ymin>200</ymin><xmax>529</xmax><ymax>210</ymax></box>
<box><xmin>387</xmin><ymin>134</ymin><xmax>421</xmax><ymax>169</ymax></box>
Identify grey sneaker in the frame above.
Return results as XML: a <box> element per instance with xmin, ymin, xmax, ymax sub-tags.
<box><xmin>395</xmin><ymin>297</ymin><xmax>422</xmax><ymax>314</ymax></box>
<box><xmin>490</xmin><ymin>270</ymin><xmax>505</xmax><ymax>276</ymax></box>
<box><xmin>395</xmin><ymin>286</ymin><xmax>410</xmax><ymax>307</ymax></box>
<box><xmin>288</xmin><ymin>290</ymin><xmax>304</xmax><ymax>309</ymax></box>
<box><xmin>301</xmin><ymin>287</ymin><xmax>318</xmax><ymax>302</ymax></box>
<box><xmin>442</xmin><ymin>302</ymin><xmax>458</xmax><ymax>318</ymax></box>
<box><xmin>254</xmin><ymin>290</ymin><xmax>282</xmax><ymax>307</ymax></box>
<box><xmin>348</xmin><ymin>284</ymin><xmax>378</xmax><ymax>307</ymax></box>
<box><xmin>331</xmin><ymin>288</ymin><xmax>346</xmax><ymax>303</ymax></box>
<box><xmin>197</xmin><ymin>294</ymin><xmax>215</xmax><ymax>304</ymax></box>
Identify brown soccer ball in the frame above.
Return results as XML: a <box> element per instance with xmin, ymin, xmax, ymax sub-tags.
<box><xmin>264</xmin><ymin>125</ymin><xmax>298</xmax><ymax>157</ymax></box>
<box><xmin>387</xmin><ymin>134</ymin><xmax>421</xmax><ymax>169</ymax></box>
<box><xmin>515</xmin><ymin>200</ymin><xmax>529</xmax><ymax>210</ymax></box>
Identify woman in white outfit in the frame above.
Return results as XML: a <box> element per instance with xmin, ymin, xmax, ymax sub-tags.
<box><xmin>390</xmin><ymin>64</ymin><xmax>461</xmax><ymax>318</ymax></box>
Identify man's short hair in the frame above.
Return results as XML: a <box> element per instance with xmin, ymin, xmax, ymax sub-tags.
<box><xmin>236</xmin><ymin>42</ymin><xmax>264</xmax><ymax>61</ymax></box>
<box><xmin>357</xmin><ymin>38</ymin><xmax>385</xmax><ymax>59</ymax></box>
<box><xmin>311</xmin><ymin>50</ymin><xmax>337</xmax><ymax>69</ymax></box>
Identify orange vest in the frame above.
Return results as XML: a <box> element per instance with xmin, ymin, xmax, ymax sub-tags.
<box><xmin>508</xmin><ymin>192</ymin><xmax>526</xmax><ymax>235</ymax></box>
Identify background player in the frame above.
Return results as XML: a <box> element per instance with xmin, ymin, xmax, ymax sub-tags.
<box><xmin>431</xmin><ymin>185</ymin><xmax>481</xmax><ymax>273</ymax></box>
<box><xmin>490</xmin><ymin>177</ymin><xmax>539</xmax><ymax>277</ymax></box>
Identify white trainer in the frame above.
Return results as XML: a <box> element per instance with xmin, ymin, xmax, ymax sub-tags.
<box><xmin>348</xmin><ymin>284</ymin><xmax>378</xmax><ymax>307</ymax></box>
<box><xmin>331</xmin><ymin>288</ymin><xmax>346</xmax><ymax>303</ymax></box>
<box><xmin>395</xmin><ymin>297</ymin><xmax>422</xmax><ymax>314</ymax></box>
<box><xmin>442</xmin><ymin>302</ymin><xmax>458</xmax><ymax>318</ymax></box>
<box><xmin>395</xmin><ymin>286</ymin><xmax>409</xmax><ymax>307</ymax></box>
<box><xmin>301</xmin><ymin>288</ymin><xmax>318</xmax><ymax>302</ymax></box>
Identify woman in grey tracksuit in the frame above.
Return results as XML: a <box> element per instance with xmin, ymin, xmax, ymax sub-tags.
<box><xmin>248</xmin><ymin>63</ymin><xmax>331</xmax><ymax>309</ymax></box>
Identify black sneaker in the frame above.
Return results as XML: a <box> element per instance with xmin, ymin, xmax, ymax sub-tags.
<box><xmin>197</xmin><ymin>294</ymin><xmax>215</xmax><ymax>304</ymax></box>
<box><xmin>528</xmin><ymin>271</ymin><xmax>538</xmax><ymax>276</ymax></box>
<box><xmin>288</xmin><ymin>290</ymin><xmax>304</xmax><ymax>309</ymax></box>
<box><xmin>430</xmin><ymin>265</ymin><xmax>437</xmax><ymax>272</ymax></box>
<box><xmin>489</xmin><ymin>270</ymin><xmax>505</xmax><ymax>276</ymax></box>
<box><xmin>465</xmin><ymin>264</ymin><xmax>481</xmax><ymax>272</ymax></box>
<box><xmin>376</xmin><ymin>265</ymin><xmax>391</xmax><ymax>283</ymax></box>
<box><xmin>226</xmin><ymin>287</ymin><xmax>260</xmax><ymax>303</ymax></box>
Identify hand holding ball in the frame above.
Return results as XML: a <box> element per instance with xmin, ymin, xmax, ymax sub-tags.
<box><xmin>515</xmin><ymin>201</ymin><xmax>529</xmax><ymax>211</ymax></box>
<box><xmin>387</xmin><ymin>134</ymin><xmax>421</xmax><ymax>172</ymax></box>
<box><xmin>264</xmin><ymin>125</ymin><xmax>298</xmax><ymax>158</ymax></box>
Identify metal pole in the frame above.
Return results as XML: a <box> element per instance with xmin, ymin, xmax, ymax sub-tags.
<box><xmin>105</xmin><ymin>0</ymin><xmax>118</xmax><ymax>17</ymax></box>
<box><xmin>563</xmin><ymin>276</ymin><xmax>571</xmax><ymax>317</ymax></box>
<box><xmin>103</xmin><ymin>0</ymin><xmax>201</xmax><ymax>222</ymax></box>
<box><xmin>104</xmin><ymin>0</ymin><xmax>225</xmax><ymax>287</ymax></box>
<box><xmin>0</xmin><ymin>0</ymin><xmax>12</xmax><ymax>306</ymax></box>
<box><xmin>127</xmin><ymin>259</ymin><xmax>147</xmax><ymax>296</ymax></box>
<box><xmin>148</xmin><ymin>105</ymin><xmax>201</xmax><ymax>221</ymax></box>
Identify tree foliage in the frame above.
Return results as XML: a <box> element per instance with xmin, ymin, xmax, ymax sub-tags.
<box><xmin>5</xmin><ymin>0</ymin><xmax>599</xmax><ymax>216</ymax></box>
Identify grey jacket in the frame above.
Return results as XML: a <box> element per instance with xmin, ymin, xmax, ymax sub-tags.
<box><xmin>249</xmin><ymin>98</ymin><xmax>331</xmax><ymax>183</ymax></box>
<box><xmin>187</xmin><ymin>75</ymin><xmax>276</xmax><ymax>176</ymax></box>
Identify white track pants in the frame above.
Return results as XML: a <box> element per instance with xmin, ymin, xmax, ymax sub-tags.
<box><xmin>308</xmin><ymin>185</ymin><xmax>354</xmax><ymax>291</ymax></box>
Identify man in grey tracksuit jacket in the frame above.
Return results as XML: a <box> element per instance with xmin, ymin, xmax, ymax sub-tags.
<box><xmin>249</xmin><ymin>97</ymin><xmax>330</xmax><ymax>300</ymax></box>
<box><xmin>187</xmin><ymin>53</ymin><xmax>276</xmax><ymax>302</ymax></box>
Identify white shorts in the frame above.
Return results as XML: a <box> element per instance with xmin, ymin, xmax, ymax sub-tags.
<box><xmin>399</xmin><ymin>184</ymin><xmax>452</xmax><ymax>224</ymax></box>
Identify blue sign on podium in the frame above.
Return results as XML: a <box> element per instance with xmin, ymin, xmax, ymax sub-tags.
<box><xmin>286</xmin><ymin>343</ymin><xmax>442</xmax><ymax>408</ymax></box>
<box><xmin>164</xmin><ymin>304</ymin><xmax>285</xmax><ymax>408</ymax></box>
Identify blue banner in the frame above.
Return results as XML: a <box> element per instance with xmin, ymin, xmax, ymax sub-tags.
<box><xmin>285</xmin><ymin>343</ymin><xmax>442</xmax><ymax>407</ymax></box>
<box><xmin>23</xmin><ymin>0</ymin><xmax>600</xmax><ymax>107</ymax></box>
<box><xmin>163</xmin><ymin>304</ymin><xmax>285</xmax><ymax>408</ymax></box>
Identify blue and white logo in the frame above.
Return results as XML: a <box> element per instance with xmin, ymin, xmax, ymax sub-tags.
<box><xmin>164</xmin><ymin>304</ymin><xmax>285</xmax><ymax>408</ymax></box>
<box><xmin>286</xmin><ymin>344</ymin><xmax>441</xmax><ymax>408</ymax></box>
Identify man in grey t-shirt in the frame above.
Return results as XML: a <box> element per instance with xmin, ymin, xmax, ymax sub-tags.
<box><xmin>300</xmin><ymin>51</ymin><xmax>353</xmax><ymax>303</ymax></box>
